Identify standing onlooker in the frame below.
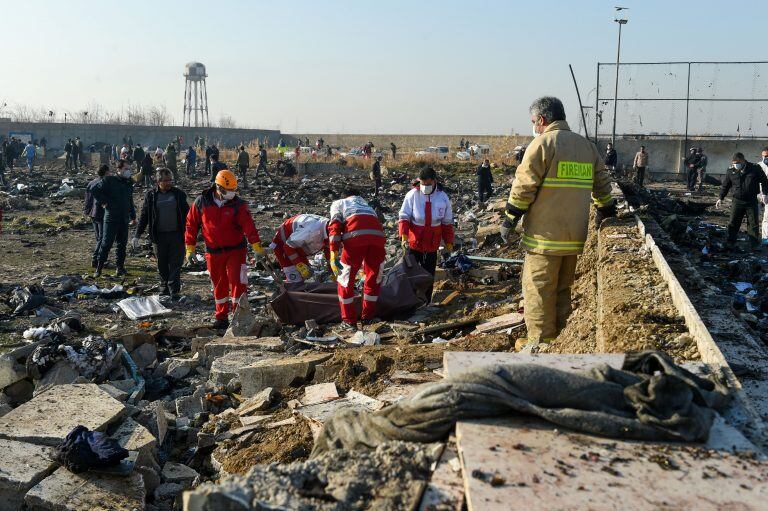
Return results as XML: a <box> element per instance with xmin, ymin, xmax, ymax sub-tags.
<box><xmin>71</xmin><ymin>138</ymin><xmax>82</xmax><ymax>170</ymax></box>
<box><xmin>237</xmin><ymin>146</ymin><xmax>250</xmax><ymax>189</ymax></box>
<box><xmin>633</xmin><ymin>145</ymin><xmax>649</xmax><ymax>187</ymax></box>
<box><xmin>21</xmin><ymin>141</ymin><xmax>36</xmax><ymax>171</ymax></box>
<box><xmin>256</xmin><ymin>145</ymin><xmax>267</xmax><ymax>177</ymax></box>
<box><xmin>120</xmin><ymin>143</ymin><xmax>130</xmax><ymax>161</ymax></box>
<box><xmin>84</xmin><ymin>165</ymin><xmax>109</xmax><ymax>268</ymax></box>
<box><xmin>40</xmin><ymin>137</ymin><xmax>47</xmax><ymax>159</ymax></box>
<box><xmin>757</xmin><ymin>147</ymin><xmax>768</xmax><ymax>245</ymax></box>
<box><xmin>604</xmin><ymin>143</ymin><xmax>617</xmax><ymax>174</ymax></box>
<box><xmin>164</xmin><ymin>142</ymin><xmax>178</xmax><ymax>181</ymax></box>
<box><xmin>209</xmin><ymin>152</ymin><xmax>227</xmax><ymax>182</ymax></box>
<box><xmin>204</xmin><ymin>145</ymin><xmax>213</xmax><ymax>175</ymax></box>
<box><xmin>133</xmin><ymin>168</ymin><xmax>189</xmax><ymax>297</ymax></box>
<box><xmin>371</xmin><ymin>155</ymin><xmax>382</xmax><ymax>196</ymax></box>
<box><xmin>716</xmin><ymin>152</ymin><xmax>768</xmax><ymax>251</ymax></box>
<box><xmin>132</xmin><ymin>144</ymin><xmax>145</xmax><ymax>175</ymax></box>
<box><xmin>0</xmin><ymin>141</ymin><xmax>6</xmax><ymax>186</ymax></box>
<box><xmin>398</xmin><ymin>167</ymin><xmax>454</xmax><ymax>302</ymax></box>
<box><xmin>695</xmin><ymin>147</ymin><xmax>707</xmax><ymax>192</ymax></box>
<box><xmin>186</xmin><ymin>146</ymin><xmax>197</xmax><ymax>175</ymax></box>
<box><xmin>92</xmin><ymin>160</ymin><xmax>137</xmax><ymax>276</ymax></box>
<box><xmin>684</xmin><ymin>147</ymin><xmax>701</xmax><ymax>191</ymax></box>
<box><xmin>141</xmin><ymin>152</ymin><xmax>154</xmax><ymax>188</ymax></box>
<box><xmin>64</xmin><ymin>139</ymin><xmax>73</xmax><ymax>171</ymax></box>
<box><xmin>294</xmin><ymin>142</ymin><xmax>301</xmax><ymax>162</ymax></box>
<box><xmin>75</xmin><ymin>137</ymin><xmax>84</xmax><ymax>168</ymax></box>
<box><xmin>477</xmin><ymin>158</ymin><xmax>494</xmax><ymax>202</ymax></box>
<box><xmin>154</xmin><ymin>145</ymin><xmax>164</xmax><ymax>164</ymax></box>
<box><xmin>390</xmin><ymin>142</ymin><xmax>397</xmax><ymax>160</ymax></box>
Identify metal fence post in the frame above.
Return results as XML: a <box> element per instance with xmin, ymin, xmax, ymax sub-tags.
<box><xmin>682</xmin><ymin>62</ymin><xmax>691</xmax><ymax>174</ymax></box>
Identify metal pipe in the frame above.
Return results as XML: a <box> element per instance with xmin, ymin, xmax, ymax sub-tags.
<box><xmin>683</xmin><ymin>62</ymin><xmax>692</xmax><ymax>170</ymax></box>
<box><xmin>595</xmin><ymin>63</ymin><xmax>600</xmax><ymax>142</ymax></box>
<box><xmin>611</xmin><ymin>19</ymin><xmax>627</xmax><ymax>147</ymax></box>
<box><xmin>569</xmin><ymin>64</ymin><xmax>590</xmax><ymax>141</ymax></box>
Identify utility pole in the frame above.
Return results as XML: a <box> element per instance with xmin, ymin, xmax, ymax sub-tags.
<box><xmin>612</xmin><ymin>9</ymin><xmax>628</xmax><ymax>147</ymax></box>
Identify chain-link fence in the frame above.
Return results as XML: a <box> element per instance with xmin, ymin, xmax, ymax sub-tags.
<box><xmin>590</xmin><ymin>61</ymin><xmax>768</xmax><ymax>144</ymax></box>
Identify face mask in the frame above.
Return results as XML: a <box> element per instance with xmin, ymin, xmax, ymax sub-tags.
<box><xmin>532</xmin><ymin>124</ymin><xmax>539</xmax><ymax>138</ymax></box>
<box><xmin>606</xmin><ymin>147</ymin><xmax>612</xmax><ymax>153</ymax></box>
<box><xmin>420</xmin><ymin>184</ymin><xmax>434</xmax><ymax>194</ymax></box>
<box><xmin>121</xmin><ymin>169</ymin><xmax>132</xmax><ymax>178</ymax></box>
<box><xmin>763</xmin><ymin>157</ymin><xmax>768</xmax><ymax>165</ymax></box>
<box><xmin>221</xmin><ymin>190</ymin><xmax>236</xmax><ymax>200</ymax></box>
<box><xmin>734</xmin><ymin>163</ymin><xmax>745</xmax><ymax>171</ymax></box>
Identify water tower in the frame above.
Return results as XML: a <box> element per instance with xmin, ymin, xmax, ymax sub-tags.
<box><xmin>183</xmin><ymin>62</ymin><xmax>209</xmax><ymax>127</ymax></box>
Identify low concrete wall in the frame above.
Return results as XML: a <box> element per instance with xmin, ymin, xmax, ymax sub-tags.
<box><xmin>597</xmin><ymin>137</ymin><xmax>768</xmax><ymax>178</ymax></box>
<box><xmin>0</xmin><ymin>121</ymin><xmax>288</xmax><ymax>152</ymax></box>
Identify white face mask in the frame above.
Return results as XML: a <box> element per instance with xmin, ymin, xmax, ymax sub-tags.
<box><xmin>221</xmin><ymin>190</ymin><xmax>236</xmax><ymax>200</ymax></box>
<box><xmin>420</xmin><ymin>184</ymin><xmax>434</xmax><ymax>195</ymax></box>
<box><xmin>532</xmin><ymin>124</ymin><xmax>539</xmax><ymax>138</ymax></box>
<box><xmin>121</xmin><ymin>169</ymin><xmax>132</xmax><ymax>178</ymax></box>
<box><xmin>733</xmin><ymin>163</ymin><xmax>745</xmax><ymax>171</ymax></box>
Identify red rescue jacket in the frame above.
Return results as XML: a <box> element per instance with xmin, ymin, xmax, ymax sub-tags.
<box><xmin>328</xmin><ymin>196</ymin><xmax>385</xmax><ymax>252</ymax></box>
<box><xmin>185</xmin><ymin>187</ymin><xmax>261</xmax><ymax>252</ymax></box>
<box><xmin>398</xmin><ymin>185</ymin><xmax>454</xmax><ymax>253</ymax></box>
<box><xmin>271</xmin><ymin>214</ymin><xmax>330</xmax><ymax>267</ymax></box>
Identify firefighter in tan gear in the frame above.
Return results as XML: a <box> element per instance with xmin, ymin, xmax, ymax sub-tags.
<box><xmin>501</xmin><ymin>97</ymin><xmax>616</xmax><ymax>346</ymax></box>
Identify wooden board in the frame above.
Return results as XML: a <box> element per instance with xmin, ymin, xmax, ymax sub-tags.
<box><xmin>456</xmin><ymin>416</ymin><xmax>767</xmax><ymax>511</ymax></box>
<box><xmin>470</xmin><ymin>312</ymin><xmax>525</xmax><ymax>335</ymax></box>
<box><xmin>419</xmin><ymin>438</ymin><xmax>464</xmax><ymax>511</ymax></box>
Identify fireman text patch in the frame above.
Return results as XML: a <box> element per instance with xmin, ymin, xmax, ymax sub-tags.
<box><xmin>557</xmin><ymin>161</ymin><xmax>593</xmax><ymax>180</ymax></box>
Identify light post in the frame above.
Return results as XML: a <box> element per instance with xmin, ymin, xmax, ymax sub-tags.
<box><xmin>612</xmin><ymin>13</ymin><xmax>628</xmax><ymax>147</ymax></box>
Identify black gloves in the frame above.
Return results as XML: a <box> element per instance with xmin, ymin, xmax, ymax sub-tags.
<box><xmin>500</xmin><ymin>203</ymin><xmax>525</xmax><ymax>243</ymax></box>
<box><xmin>595</xmin><ymin>202</ymin><xmax>617</xmax><ymax>229</ymax></box>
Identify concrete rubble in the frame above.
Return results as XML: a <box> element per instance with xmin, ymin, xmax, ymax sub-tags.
<box><xmin>2</xmin><ymin>154</ymin><xmax>768</xmax><ymax>510</ymax></box>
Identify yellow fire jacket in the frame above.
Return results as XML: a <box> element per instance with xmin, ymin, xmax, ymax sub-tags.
<box><xmin>507</xmin><ymin>120</ymin><xmax>613</xmax><ymax>256</ymax></box>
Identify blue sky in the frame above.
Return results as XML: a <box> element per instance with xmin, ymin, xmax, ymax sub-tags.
<box><xmin>0</xmin><ymin>0</ymin><xmax>765</xmax><ymax>134</ymax></box>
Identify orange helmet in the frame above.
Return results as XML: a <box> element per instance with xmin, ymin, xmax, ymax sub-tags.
<box><xmin>215</xmin><ymin>169</ymin><xmax>238</xmax><ymax>190</ymax></box>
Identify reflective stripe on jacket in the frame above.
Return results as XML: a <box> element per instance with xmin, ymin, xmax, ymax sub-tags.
<box><xmin>272</xmin><ymin>214</ymin><xmax>330</xmax><ymax>264</ymax></box>
<box><xmin>328</xmin><ymin>196</ymin><xmax>385</xmax><ymax>252</ymax></box>
<box><xmin>398</xmin><ymin>186</ymin><xmax>455</xmax><ymax>253</ymax></box>
<box><xmin>184</xmin><ymin>187</ymin><xmax>261</xmax><ymax>250</ymax></box>
<box><xmin>507</xmin><ymin>120</ymin><xmax>613</xmax><ymax>256</ymax></box>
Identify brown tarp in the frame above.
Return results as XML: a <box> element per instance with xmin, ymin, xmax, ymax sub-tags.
<box><xmin>270</xmin><ymin>254</ymin><xmax>434</xmax><ymax>325</ymax></box>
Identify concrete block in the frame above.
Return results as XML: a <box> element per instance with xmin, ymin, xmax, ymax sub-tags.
<box><xmin>203</xmin><ymin>336</ymin><xmax>283</xmax><ymax>366</ymax></box>
<box><xmin>34</xmin><ymin>361</ymin><xmax>80</xmax><ymax>396</ymax></box>
<box><xmin>163</xmin><ymin>355</ymin><xmax>199</xmax><ymax>380</ymax></box>
<box><xmin>175</xmin><ymin>395</ymin><xmax>203</xmax><ymax>418</ymax></box>
<box><xmin>154</xmin><ymin>482</ymin><xmax>184</xmax><ymax>501</ymax></box>
<box><xmin>3</xmin><ymin>379</ymin><xmax>34</xmax><ymax>405</ymax></box>
<box><xmin>0</xmin><ymin>342</ymin><xmax>41</xmax><ymax>389</ymax></box>
<box><xmin>119</xmin><ymin>331</ymin><xmax>154</xmax><ymax>352</ymax></box>
<box><xmin>131</xmin><ymin>343</ymin><xmax>157</xmax><ymax>369</ymax></box>
<box><xmin>0</xmin><ymin>404</ymin><xmax>11</xmax><ymax>418</ymax></box>
<box><xmin>25</xmin><ymin>467</ymin><xmax>145</xmax><ymax>511</ymax></box>
<box><xmin>238</xmin><ymin>353</ymin><xmax>332</xmax><ymax>397</ymax></box>
<box><xmin>161</xmin><ymin>462</ymin><xmax>199</xmax><ymax>488</ymax></box>
<box><xmin>99</xmin><ymin>383</ymin><xmax>129</xmax><ymax>402</ymax></box>
<box><xmin>209</xmin><ymin>351</ymin><xmax>273</xmax><ymax>386</ymax></box>
<box><xmin>0</xmin><ymin>384</ymin><xmax>125</xmax><ymax>446</ymax></box>
<box><xmin>236</xmin><ymin>387</ymin><xmax>275</xmax><ymax>416</ymax></box>
<box><xmin>0</xmin><ymin>438</ymin><xmax>57</xmax><ymax>510</ymax></box>
<box><xmin>112</xmin><ymin>418</ymin><xmax>157</xmax><ymax>466</ymax></box>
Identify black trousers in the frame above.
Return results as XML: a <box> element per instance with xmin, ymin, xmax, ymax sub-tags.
<box><xmin>686</xmin><ymin>167</ymin><xmax>697</xmax><ymax>190</ymax></box>
<box><xmin>186</xmin><ymin>160</ymin><xmax>195</xmax><ymax>174</ymax></box>
<box><xmin>478</xmin><ymin>178</ymin><xmax>493</xmax><ymax>202</ymax></box>
<box><xmin>727</xmin><ymin>199</ymin><xmax>759</xmax><ymax>247</ymax></box>
<box><xmin>205</xmin><ymin>158</ymin><xmax>211</xmax><ymax>176</ymax></box>
<box><xmin>412</xmin><ymin>250</ymin><xmax>438</xmax><ymax>302</ymax></box>
<box><xmin>239</xmin><ymin>164</ymin><xmax>249</xmax><ymax>188</ymax></box>
<box><xmin>154</xmin><ymin>231</ymin><xmax>185</xmax><ymax>293</ymax></box>
<box><xmin>99</xmin><ymin>221</ymin><xmax>129</xmax><ymax>269</ymax></box>
<box><xmin>256</xmin><ymin>161</ymin><xmax>267</xmax><ymax>176</ymax></box>
<box><xmin>635</xmin><ymin>166</ymin><xmax>646</xmax><ymax>187</ymax></box>
<box><xmin>91</xmin><ymin>218</ymin><xmax>103</xmax><ymax>264</ymax></box>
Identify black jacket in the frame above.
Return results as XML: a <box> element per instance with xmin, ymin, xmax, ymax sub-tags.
<box><xmin>84</xmin><ymin>178</ymin><xmax>104</xmax><ymax>221</ymax></box>
<box><xmin>92</xmin><ymin>175</ymin><xmax>136</xmax><ymax>223</ymax></box>
<box><xmin>719</xmin><ymin>162</ymin><xmax>768</xmax><ymax>202</ymax></box>
<box><xmin>604</xmin><ymin>149</ymin><xmax>617</xmax><ymax>166</ymax></box>
<box><xmin>135</xmin><ymin>187</ymin><xmax>189</xmax><ymax>242</ymax></box>
<box><xmin>476</xmin><ymin>164</ymin><xmax>493</xmax><ymax>183</ymax></box>
<box><xmin>372</xmin><ymin>160</ymin><xmax>381</xmax><ymax>178</ymax></box>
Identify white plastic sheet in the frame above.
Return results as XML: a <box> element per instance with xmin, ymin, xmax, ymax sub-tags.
<box><xmin>117</xmin><ymin>295</ymin><xmax>172</xmax><ymax>320</ymax></box>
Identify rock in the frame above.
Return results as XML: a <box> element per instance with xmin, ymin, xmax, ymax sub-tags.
<box><xmin>131</xmin><ymin>342</ymin><xmax>158</xmax><ymax>369</ymax></box>
<box><xmin>99</xmin><ymin>383</ymin><xmax>129</xmax><ymax>402</ymax></box>
<box><xmin>25</xmin><ymin>468</ymin><xmax>145</xmax><ymax>511</ymax></box>
<box><xmin>0</xmin><ymin>384</ymin><xmax>125</xmax><ymax>446</ymax></box>
<box><xmin>0</xmin><ymin>404</ymin><xmax>11</xmax><ymax>418</ymax></box>
<box><xmin>112</xmin><ymin>418</ymin><xmax>157</xmax><ymax>466</ymax></box>
<box><xmin>119</xmin><ymin>331</ymin><xmax>154</xmax><ymax>352</ymax></box>
<box><xmin>155</xmin><ymin>482</ymin><xmax>184</xmax><ymax>501</ymax></box>
<box><xmin>209</xmin><ymin>351</ymin><xmax>273</xmax><ymax>387</ymax></box>
<box><xmin>108</xmin><ymin>378</ymin><xmax>137</xmax><ymax>393</ymax></box>
<box><xmin>3</xmin><ymin>379</ymin><xmax>34</xmax><ymax>405</ymax></box>
<box><xmin>203</xmin><ymin>336</ymin><xmax>283</xmax><ymax>366</ymax></box>
<box><xmin>34</xmin><ymin>361</ymin><xmax>80</xmax><ymax>396</ymax></box>
<box><xmin>161</xmin><ymin>462</ymin><xmax>199</xmax><ymax>487</ymax></box>
<box><xmin>137</xmin><ymin>465</ymin><xmax>161</xmax><ymax>495</ymax></box>
<box><xmin>238</xmin><ymin>353</ymin><xmax>332</xmax><ymax>397</ymax></box>
<box><xmin>302</xmin><ymin>383</ymin><xmax>339</xmax><ymax>405</ymax></box>
<box><xmin>164</xmin><ymin>355</ymin><xmax>199</xmax><ymax>380</ymax></box>
<box><xmin>237</xmin><ymin>387</ymin><xmax>275</xmax><ymax>416</ymax></box>
<box><xmin>0</xmin><ymin>438</ymin><xmax>58</xmax><ymax>510</ymax></box>
<box><xmin>176</xmin><ymin>395</ymin><xmax>204</xmax><ymax>418</ymax></box>
<box><xmin>0</xmin><ymin>341</ymin><xmax>41</xmax><ymax>389</ymax></box>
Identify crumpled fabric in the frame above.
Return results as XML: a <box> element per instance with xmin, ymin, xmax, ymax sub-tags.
<box><xmin>10</xmin><ymin>285</ymin><xmax>46</xmax><ymax>315</ymax></box>
<box><xmin>312</xmin><ymin>351</ymin><xmax>730</xmax><ymax>456</ymax></box>
<box><xmin>27</xmin><ymin>335</ymin><xmax>119</xmax><ymax>381</ymax></box>
<box><xmin>55</xmin><ymin>425</ymin><xmax>128</xmax><ymax>473</ymax></box>
<box><xmin>439</xmin><ymin>253</ymin><xmax>475</xmax><ymax>273</ymax></box>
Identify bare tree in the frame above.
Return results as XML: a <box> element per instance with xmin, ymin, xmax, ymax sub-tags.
<box><xmin>147</xmin><ymin>105</ymin><xmax>171</xmax><ymax>126</ymax></box>
<box><xmin>217</xmin><ymin>115</ymin><xmax>238</xmax><ymax>129</ymax></box>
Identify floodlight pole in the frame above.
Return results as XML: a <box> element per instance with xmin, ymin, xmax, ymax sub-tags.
<box><xmin>612</xmin><ymin>18</ymin><xmax>627</xmax><ymax>147</ymax></box>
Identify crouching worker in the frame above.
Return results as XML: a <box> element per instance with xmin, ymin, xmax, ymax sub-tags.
<box><xmin>184</xmin><ymin>169</ymin><xmax>265</xmax><ymax>329</ymax></box>
<box><xmin>132</xmin><ymin>168</ymin><xmax>189</xmax><ymax>298</ymax></box>
<box><xmin>271</xmin><ymin>213</ymin><xmax>330</xmax><ymax>282</ymax></box>
<box><xmin>329</xmin><ymin>191</ymin><xmax>386</xmax><ymax>331</ymax></box>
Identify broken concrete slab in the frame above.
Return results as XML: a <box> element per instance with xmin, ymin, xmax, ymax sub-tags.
<box><xmin>112</xmin><ymin>418</ymin><xmax>157</xmax><ymax>465</ymax></box>
<box><xmin>153</xmin><ymin>401</ymin><xmax>169</xmax><ymax>445</ymax></box>
<box><xmin>161</xmin><ymin>462</ymin><xmax>199</xmax><ymax>488</ymax></box>
<box><xmin>118</xmin><ymin>331</ymin><xmax>154</xmax><ymax>352</ymax></box>
<box><xmin>130</xmin><ymin>343</ymin><xmax>157</xmax><ymax>370</ymax></box>
<box><xmin>237</xmin><ymin>387</ymin><xmax>275</xmax><ymax>416</ymax></box>
<box><xmin>238</xmin><ymin>352</ymin><xmax>332</xmax><ymax>397</ymax></box>
<box><xmin>99</xmin><ymin>383</ymin><xmax>129</xmax><ymax>402</ymax></box>
<box><xmin>238</xmin><ymin>414</ymin><xmax>272</xmax><ymax>427</ymax></box>
<box><xmin>0</xmin><ymin>384</ymin><xmax>125</xmax><ymax>446</ymax></box>
<box><xmin>202</xmin><ymin>336</ymin><xmax>284</xmax><ymax>365</ymax></box>
<box><xmin>34</xmin><ymin>361</ymin><xmax>80</xmax><ymax>396</ymax></box>
<box><xmin>0</xmin><ymin>438</ymin><xmax>58</xmax><ymax>510</ymax></box>
<box><xmin>470</xmin><ymin>312</ymin><xmax>525</xmax><ymax>335</ymax></box>
<box><xmin>302</xmin><ymin>382</ymin><xmax>339</xmax><ymax>405</ymax></box>
<box><xmin>442</xmin><ymin>351</ymin><xmax>625</xmax><ymax>377</ymax></box>
<box><xmin>0</xmin><ymin>341</ymin><xmax>41</xmax><ymax>389</ymax></box>
<box><xmin>154</xmin><ymin>482</ymin><xmax>184</xmax><ymax>501</ymax></box>
<box><xmin>390</xmin><ymin>370</ymin><xmax>442</xmax><ymax>384</ymax></box>
<box><xmin>209</xmin><ymin>351</ymin><xmax>274</xmax><ymax>387</ymax></box>
<box><xmin>25</xmin><ymin>468</ymin><xmax>145</xmax><ymax>511</ymax></box>
<box><xmin>296</xmin><ymin>390</ymin><xmax>383</xmax><ymax>425</ymax></box>
<box><xmin>164</xmin><ymin>355</ymin><xmax>199</xmax><ymax>380</ymax></box>
<box><xmin>3</xmin><ymin>378</ymin><xmax>34</xmax><ymax>405</ymax></box>
<box><xmin>176</xmin><ymin>395</ymin><xmax>204</xmax><ymax>418</ymax></box>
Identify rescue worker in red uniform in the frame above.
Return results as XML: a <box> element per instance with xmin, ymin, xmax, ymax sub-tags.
<box><xmin>271</xmin><ymin>213</ymin><xmax>330</xmax><ymax>282</ymax></box>
<box><xmin>185</xmin><ymin>169</ymin><xmax>266</xmax><ymax>329</ymax></box>
<box><xmin>328</xmin><ymin>191</ymin><xmax>386</xmax><ymax>330</ymax></box>
<box><xmin>398</xmin><ymin>166</ymin><xmax>454</xmax><ymax>302</ymax></box>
